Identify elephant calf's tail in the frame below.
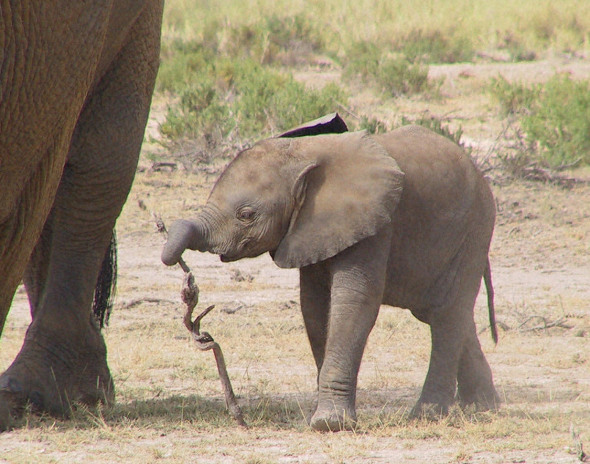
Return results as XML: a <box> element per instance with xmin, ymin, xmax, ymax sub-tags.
<box><xmin>93</xmin><ymin>231</ymin><xmax>118</xmax><ymax>329</ymax></box>
<box><xmin>484</xmin><ymin>257</ymin><xmax>498</xmax><ymax>344</ymax></box>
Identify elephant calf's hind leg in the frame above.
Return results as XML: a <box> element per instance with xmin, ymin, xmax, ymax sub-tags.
<box><xmin>456</xmin><ymin>329</ymin><xmax>499</xmax><ymax>410</ymax></box>
<box><xmin>411</xmin><ymin>307</ymin><xmax>467</xmax><ymax>418</ymax></box>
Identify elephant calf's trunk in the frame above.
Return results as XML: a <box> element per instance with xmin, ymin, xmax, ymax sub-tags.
<box><xmin>161</xmin><ymin>219</ymin><xmax>206</xmax><ymax>266</ymax></box>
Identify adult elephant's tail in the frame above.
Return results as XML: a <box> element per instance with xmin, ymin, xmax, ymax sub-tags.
<box><xmin>483</xmin><ymin>257</ymin><xmax>498</xmax><ymax>344</ymax></box>
<box><xmin>93</xmin><ymin>230</ymin><xmax>117</xmax><ymax>328</ymax></box>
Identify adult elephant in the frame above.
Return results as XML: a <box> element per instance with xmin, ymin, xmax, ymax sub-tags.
<box><xmin>0</xmin><ymin>1</ymin><xmax>163</xmax><ymax>430</ymax></box>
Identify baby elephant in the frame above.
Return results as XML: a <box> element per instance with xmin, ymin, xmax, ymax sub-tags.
<box><xmin>162</xmin><ymin>116</ymin><xmax>499</xmax><ymax>431</ymax></box>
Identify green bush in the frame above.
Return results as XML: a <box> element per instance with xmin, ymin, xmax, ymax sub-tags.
<box><xmin>156</xmin><ymin>15</ymin><xmax>345</xmax><ymax>155</ymax></box>
<box><xmin>489</xmin><ymin>74</ymin><xmax>590</xmax><ymax>166</ymax></box>
<box><xmin>522</xmin><ymin>75</ymin><xmax>590</xmax><ymax>166</ymax></box>
<box><xmin>395</xmin><ymin>29</ymin><xmax>475</xmax><ymax>63</ymax></box>
<box><xmin>342</xmin><ymin>41</ymin><xmax>381</xmax><ymax>81</ymax></box>
<box><xmin>157</xmin><ymin>39</ymin><xmax>217</xmax><ymax>93</ymax></box>
<box><xmin>158</xmin><ymin>57</ymin><xmax>346</xmax><ymax>151</ymax></box>
<box><xmin>355</xmin><ymin>114</ymin><xmax>468</xmax><ymax>150</ymax></box>
<box><xmin>258</xmin><ymin>13</ymin><xmax>324</xmax><ymax>64</ymax></box>
<box><xmin>495</xmin><ymin>31</ymin><xmax>538</xmax><ymax>62</ymax></box>
<box><xmin>158</xmin><ymin>14</ymin><xmax>324</xmax><ymax>92</ymax></box>
<box><xmin>377</xmin><ymin>57</ymin><xmax>431</xmax><ymax>97</ymax></box>
<box><xmin>488</xmin><ymin>75</ymin><xmax>539</xmax><ymax>116</ymax></box>
<box><xmin>159</xmin><ymin>78</ymin><xmax>230</xmax><ymax>143</ymax></box>
<box><xmin>160</xmin><ymin>13</ymin><xmax>323</xmax><ymax>77</ymax></box>
<box><xmin>402</xmin><ymin>115</ymin><xmax>466</xmax><ymax>148</ymax></box>
<box><xmin>357</xmin><ymin>116</ymin><xmax>388</xmax><ymax>134</ymax></box>
<box><xmin>343</xmin><ymin>41</ymin><xmax>433</xmax><ymax>98</ymax></box>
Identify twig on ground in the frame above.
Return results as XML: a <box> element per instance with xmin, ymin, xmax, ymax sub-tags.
<box><xmin>518</xmin><ymin>315</ymin><xmax>573</xmax><ymax>333</ymax></box>
<box><xmin>478</xmin><ymin>320</ymin><xmax>510</xmax><ymax>337</ymax></box>
<box><xmin>121</xmin><ymin>297</ymin><xmax>176</xmax><ymax>309</ymax></box>
<box><xmin>479</xmin><ymin>316</ymin><xmax>573</xmax><ymax>336</ymax></box>
<box><xmin>150</xmin><ymin>161</ymin><xmax>178</xmax><ymax>172</ymax></box>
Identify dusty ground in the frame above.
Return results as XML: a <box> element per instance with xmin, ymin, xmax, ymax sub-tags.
<box><xmin>0</xmin><ymin>58</ymin><xmax>589</xmax><ymax>463</ymax></box>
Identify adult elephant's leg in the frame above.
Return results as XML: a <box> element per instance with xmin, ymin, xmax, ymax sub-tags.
<box><xmin>22</xmin><ymin>210</ymin><xmax>56</xmax><ymax>318</ymax></box>
<box><xmin>300</xmin><ymin>262</ymin><xmax>331</xmax><ymax>374</ymax></box>
<box><xmin>310</xmin><ymin>231</ymin><xmax>389</xmax><ymax>432</ymax></box>
<box><xmin>0</xmin><ymin>3</ymin><xmax>163</xmax><ymax>423</ymax></box>
<box><xmin>0</xmin><ymin>2</ymin><xmax>112</xmax><ymax>336</ymax></box>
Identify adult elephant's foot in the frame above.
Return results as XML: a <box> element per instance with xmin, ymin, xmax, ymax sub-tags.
<box><xmin>310</xmin><ymin>400</ymin><xmax>357</xmax><ymax>432</ymax></box>
<box><xmin>0</xmin><ymin>317</ymin><xmax>113</xmax><ymax>431</ymax></box>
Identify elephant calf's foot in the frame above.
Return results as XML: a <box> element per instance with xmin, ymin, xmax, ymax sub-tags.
<box><xmin>0</xmin><ymin>323</ymin><xmax>113</xmax><ymax>431</ymax></box>
<box><xmin>409</xmin><ymin>400</ymin><xmax>452</xmax><ymax>421</ymax></box>
<box><xmin>457</xmin><ymin>386</ymin><xmax>501</xmax><ymax>412</ymax></box>
<box><xmin>310</xmin><ymin>402</ymin><xmax>357</xmax><ymax>432</ymax></box>
<box><xmin>410</xmin><ymin>388</ymin><xmax>457</xmax><ymax>420</ymax></box>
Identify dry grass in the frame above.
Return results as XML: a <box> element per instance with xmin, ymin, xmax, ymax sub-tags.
<box><xmin>162</xmin><ymin>0</ymin><xmax>590</xmax><ymax>55</ymax></box>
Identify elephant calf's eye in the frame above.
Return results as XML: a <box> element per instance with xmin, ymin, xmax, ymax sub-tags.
<box><xmin>237</xmin><ymin>207</ymin><xmax>256</xmax><ymax>221</ymax></box>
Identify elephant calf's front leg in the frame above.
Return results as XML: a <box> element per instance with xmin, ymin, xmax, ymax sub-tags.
<box><xmin>307</xmin><ymin>237</ymin><xmax>388</xmax><ymax>431</ymax></box>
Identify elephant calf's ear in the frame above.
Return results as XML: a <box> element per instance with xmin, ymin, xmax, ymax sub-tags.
<box><xmin>278</xmin><ymin>113</ymin><xmax>348</xmax><ymax>138</ymax></box>
<box><xmin>288</xmin><ymin>163</ymin><xmax>319</xmax><ymax>234</ymax></box>
<box><xmin>273</xmin><ymin>131</ymin><xmax>404</xmax><ymax>269</ymax></box>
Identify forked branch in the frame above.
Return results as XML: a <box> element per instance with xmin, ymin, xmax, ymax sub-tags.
<box><xmin>153</xmin><ymin>212</ymin><xmax>247</xmax><ymax>428</ymax></box>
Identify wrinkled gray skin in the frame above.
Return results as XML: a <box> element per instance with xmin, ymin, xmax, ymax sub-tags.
<box><xmin>0</xmin><ymin>1</ymin><xmax>163</xmax><ymax>430</ymax></box>
<box><xmin>162</xmin><ymin>125</ymin><xmax>499</xmax><ymax>431</ymax></box>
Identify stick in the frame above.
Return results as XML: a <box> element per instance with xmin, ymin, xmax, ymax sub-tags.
<box><xmin>153</xmin><ymin>212</ymin><xmax>247</xmax><ymax>428</ymax></box>
<box><xmin>518</xmin><ymin>316</ymin><xmax>572</xmax><ymax>333</ymax></box>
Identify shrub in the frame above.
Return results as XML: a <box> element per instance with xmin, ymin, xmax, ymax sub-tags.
<box><xmin>495</xmin><ymin>31</ymin><xmax>538</xmax><ymax>62</ymax></box>
<box><xmin>357</xmin><ymin>116</ymin><xmax>388</xmax><ymax>134</ymax></box>
<box><xmin>157</xmin><ymin>39</ymin><xmax>217</xmax><ymax>93</ymax></box>
<box><xmin>394</xmin><ymin>115</ymin><xmax>469</xmax><ymax>156</ymax></box>
<box><xmin>489</xmin><ymin>74</ymin><xmax>590</xmax><ymax>166</ymax></box>
<box><xmin>342</xmin><ymin>41</ymin><xmax>381</xmax><ymax>81</ymax></box>
<box><xmin>343</xmin><ymin>41</ymin><xmax>433</xmax><ymax>98</ymax></box>
<box><xmin>522</xmin><ymin>75</ymin><xmax>590</xmax><ymax>166</ymax></box>
<box><xmin>377</xmin><ymin>57</ymin><xmax>431</xmax><ymax>97</ymax></box>
<box><xmin>395</xmin><ymin>29</ymin><xmax>475</xmax><ymax>64</ymax></box>
<box><xmin>355</xmin><ymin>114</ymin><xmax>468</xmax><ymax>150</ymax></box>
<box><xmin>488</xmin><ymin>75</ymin><xmax>540</xmax><ymax>116</ymax></box>
<box><xmin>159</xmin><ymin>78</ymin><xmax>230</xmax><ymax>143</ymax></box>
<box><xmin>402</xmin><ymin>115</ymin><xmax>466</xmax><ymax>148</ymax></box>
<box><xmin>158</xmin><ymin>57</ymin><xmax>346</xmax><ymax>153</ymax></box>
<box><xmin>258</xmin><ymin>13</ymin><xmax>324</xmax><ymax>65</ymax></box>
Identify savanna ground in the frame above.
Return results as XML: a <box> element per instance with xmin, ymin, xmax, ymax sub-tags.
<box><xmin>1</xmin><ymin>1</ymin><xmax>590</xmax><ymax>463</ymax></box>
